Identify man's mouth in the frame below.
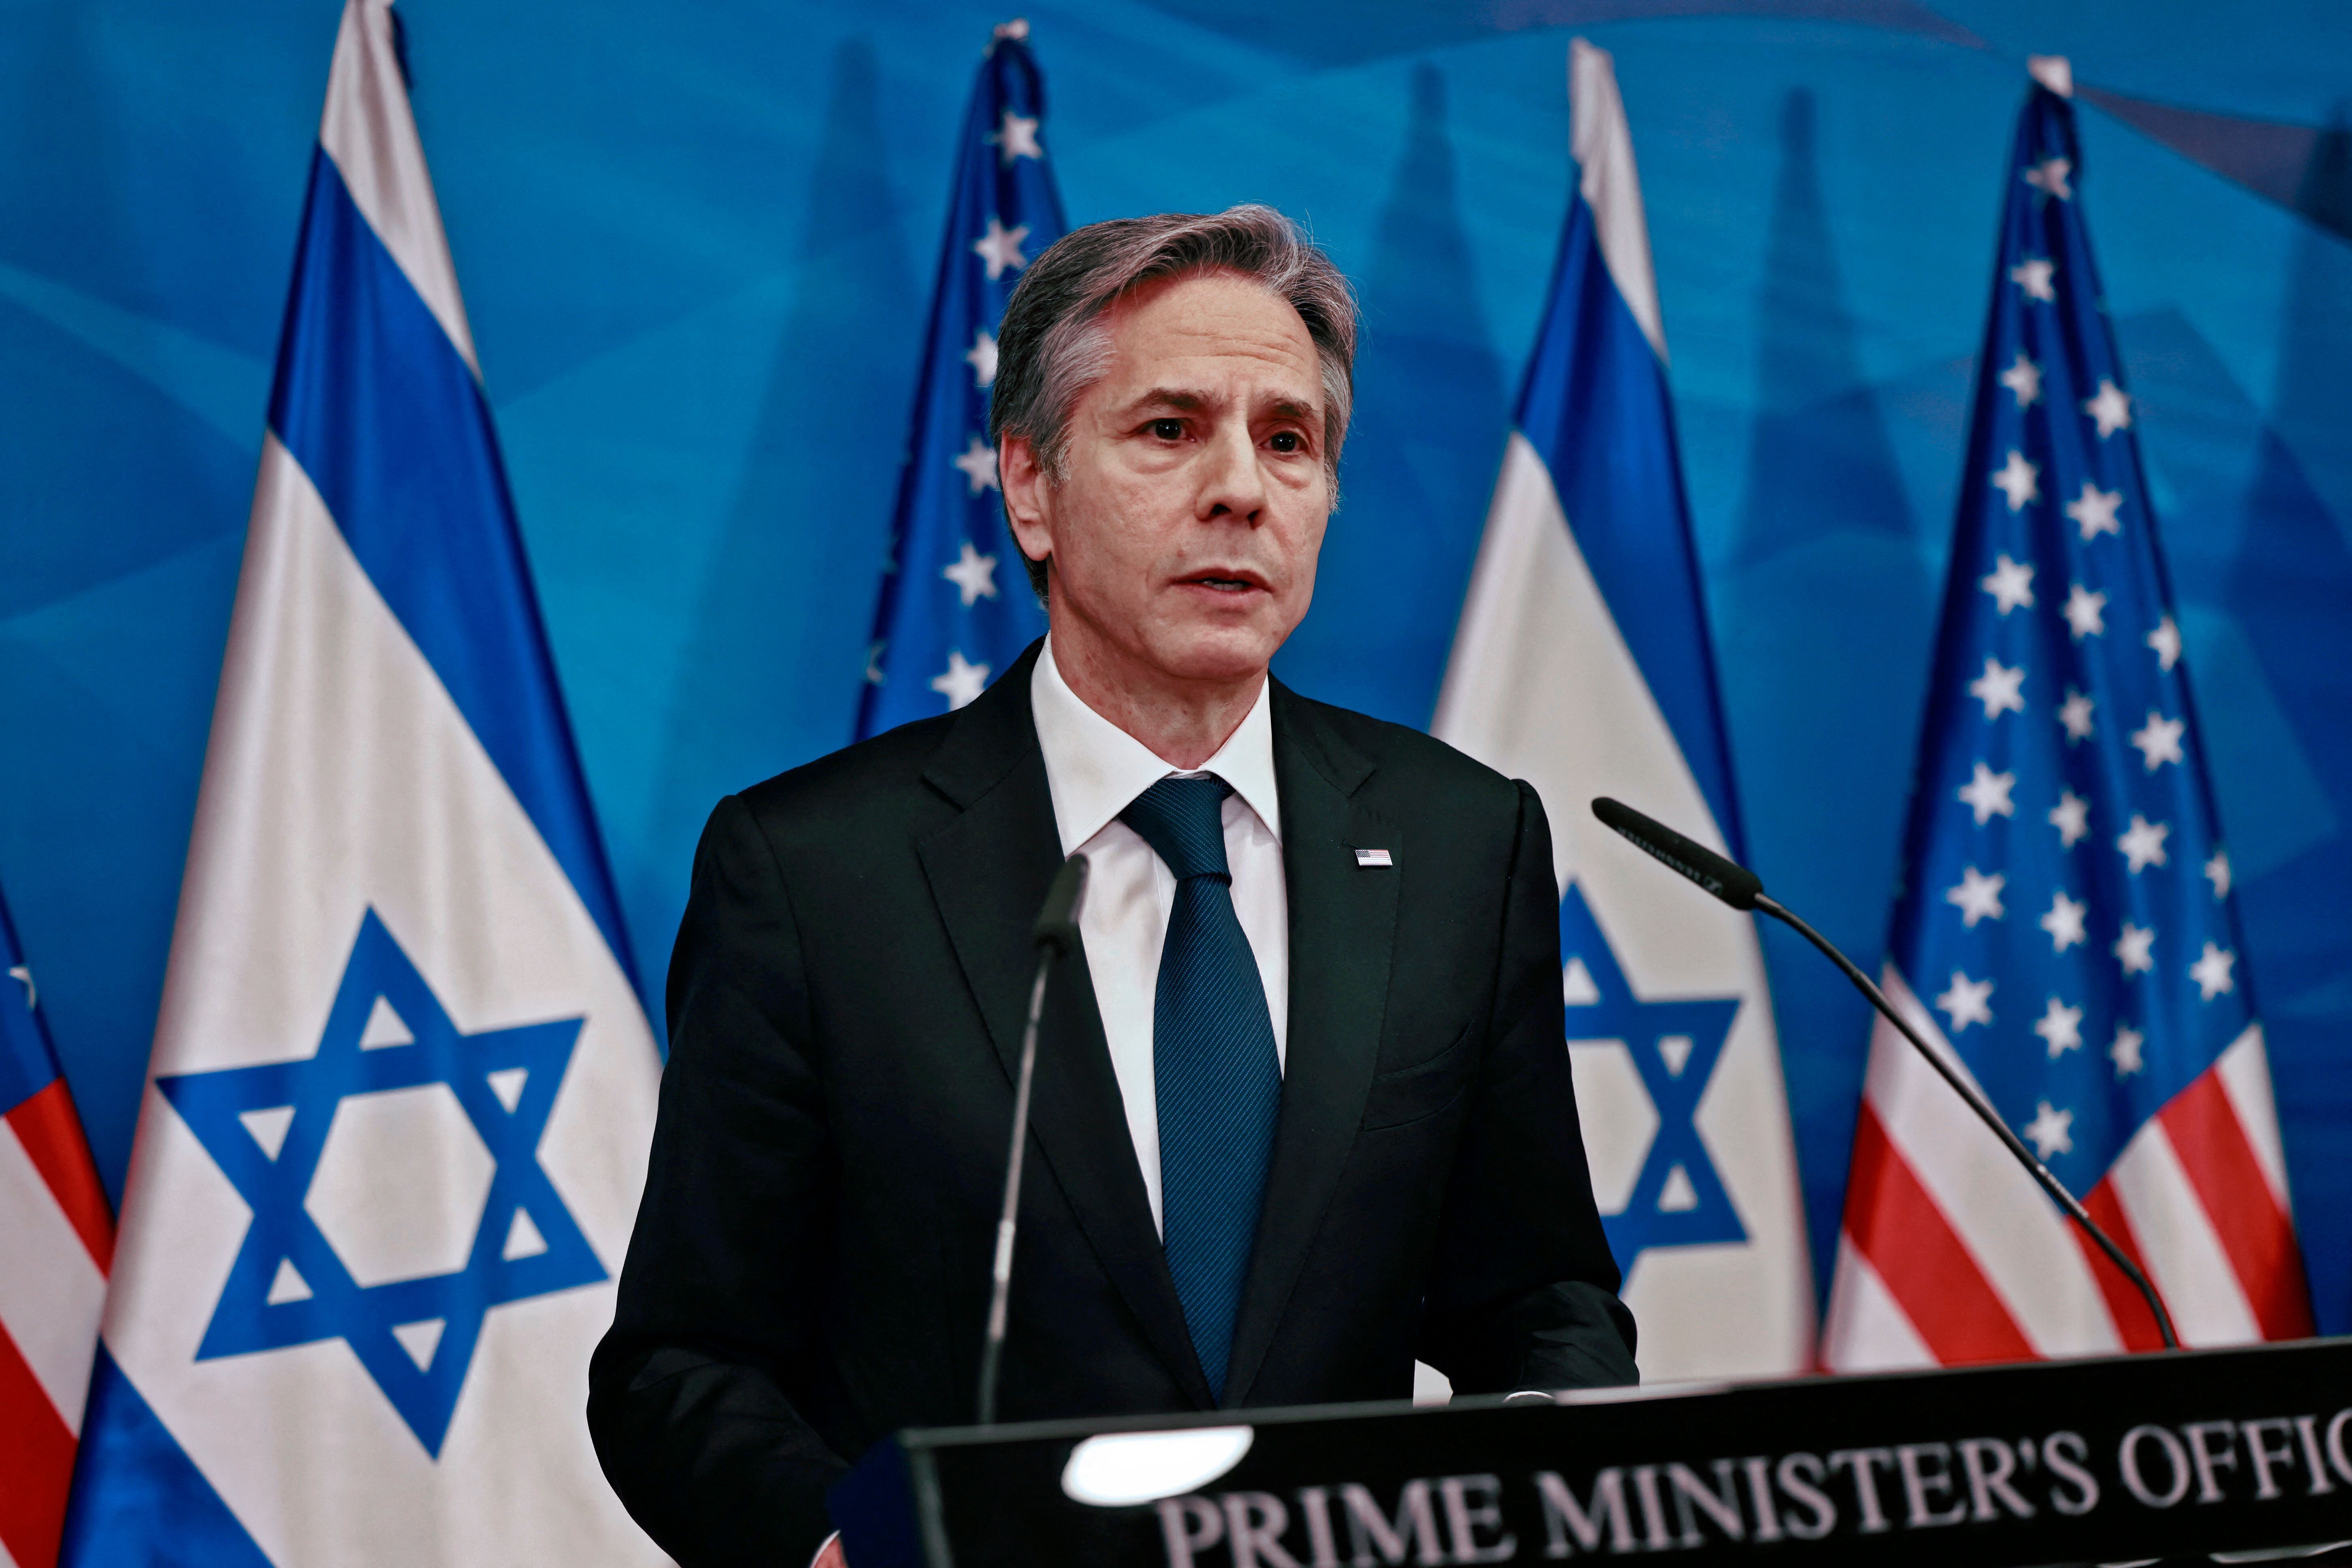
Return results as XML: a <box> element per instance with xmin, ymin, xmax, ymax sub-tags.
<box><xmin>1179</xmin><ymin>570</ymin><xmax>1268</xmax><ymax>594</ymax></box>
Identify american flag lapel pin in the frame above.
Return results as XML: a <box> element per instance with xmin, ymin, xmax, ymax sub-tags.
<box><xmin>1353</xmin><ymin>847</ymin><xmax>1393</xmax><ymax>868</ymax></box>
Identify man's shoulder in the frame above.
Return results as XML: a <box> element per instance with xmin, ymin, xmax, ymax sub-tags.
<box><xmin>727</xmin><ymin>711</ymin><xmax>963</xmax><ymax>848</ymax></box>
<box><xmin>1277</xmin><ymin>686</ymin><xmax>1528</xmax><ymax>820</ymax></box>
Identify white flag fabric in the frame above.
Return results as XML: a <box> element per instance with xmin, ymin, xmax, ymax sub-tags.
<box><xmin>60</xmin><ymin>2</ymin><xmax>663</xmax><ymax>1562</ymax></box>
<box><xmin>1433</xmin><ymin>39</ymin><xmax>1814</xmax><ymax>1382</ymax></box>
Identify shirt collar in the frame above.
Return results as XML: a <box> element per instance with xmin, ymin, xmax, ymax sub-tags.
<box><xmin>1031</xmin><ymin>635</ymin><xmax>1282</xmax><ymax>856</ymax></box>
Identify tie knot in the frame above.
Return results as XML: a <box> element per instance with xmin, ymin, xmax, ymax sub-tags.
<box><xmin>1122</xmin><ymin>776</ymin><xmax>1233</xmax><ymax>882</ymax></box>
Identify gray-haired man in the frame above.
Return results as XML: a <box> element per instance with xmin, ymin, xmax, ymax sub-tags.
<box><xmin>589</xmin><ymin>205</ymin><xmax>1637</xmax><ymax>1568</ymax></box>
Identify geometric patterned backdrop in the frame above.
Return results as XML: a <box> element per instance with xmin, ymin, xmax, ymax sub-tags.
<box><xmin>4</xmin><ymin>0</ymin><xmax>2348</xmax><ymax>1329</ymax></box>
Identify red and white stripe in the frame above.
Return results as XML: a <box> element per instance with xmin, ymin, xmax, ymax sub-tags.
<box><xmin>0</xmin><ymin>1080</ymin><xmax>113</xmax><ymax>1568</ymax></box>
<box><xmin>1822</xmin><ymin>966</ymin><xmax>2312</xmax><ymax>1372</ymax></box>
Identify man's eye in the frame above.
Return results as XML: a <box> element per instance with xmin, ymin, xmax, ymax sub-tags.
<box><xmin>1150</xmin><ymin>418</ymin><xmax>1184</xmax><ymax>440</ymax></box>
<box><xmin>1269</xmin><ymin>430</ymin><xmax>1301</xmax><ymax>453</ymax></box>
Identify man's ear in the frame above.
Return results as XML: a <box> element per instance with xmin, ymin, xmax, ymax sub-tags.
<box><xmin>1000</xmin><ymin>435</ymin><xmax>1053</xmax><ymax>565</ymax></box>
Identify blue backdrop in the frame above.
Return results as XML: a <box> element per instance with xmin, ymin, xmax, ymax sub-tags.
<box><xmin>4</xmin><ymin>0</ymin><xmax>2348</xmax><ymax>1333</ymax></box>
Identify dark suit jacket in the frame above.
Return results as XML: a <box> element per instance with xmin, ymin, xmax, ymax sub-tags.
<box><xmin>588</xmin><ymin>641</ymin><xmax>1635</xmax><ymax>1566</ymax></box>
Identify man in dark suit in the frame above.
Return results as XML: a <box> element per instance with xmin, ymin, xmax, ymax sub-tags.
<box><xmin>588</xmin><ymin>205</ymin><xmax>1636</xmax><ymax>1567</ymax></box>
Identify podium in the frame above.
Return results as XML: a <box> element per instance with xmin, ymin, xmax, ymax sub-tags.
<box><xmin>831</xmin><ymin>1337</ymin><xmax>2352</xmax><ymax>1567</ymax></box>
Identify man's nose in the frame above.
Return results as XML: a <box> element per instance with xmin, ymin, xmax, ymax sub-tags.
<box><xmin>1197</xmin><ymin>420</ymin><xmax>1267</xmax><ymax>524</ymax></box>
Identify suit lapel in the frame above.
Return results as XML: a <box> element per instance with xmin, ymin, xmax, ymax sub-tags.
<box><xmin>914</xmin><ymin>646</ymin><xmax>1216</xmax><ymax>1408</ymax></box>
<box><xmin>1223</xmin><ymin>686</ymin><xmax>1400</xmax><ymax>1407</ymax></box>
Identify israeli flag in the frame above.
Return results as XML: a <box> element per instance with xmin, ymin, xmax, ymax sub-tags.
<box><xmin>61</xmin><ymin>3</ymin><xmax>662</xmax><ymax>1561</ymax></box>
<box><xmin>1434</xmin><ymin>39</ymin><xmax>1813</xmax><ymax>1381</ymax></box>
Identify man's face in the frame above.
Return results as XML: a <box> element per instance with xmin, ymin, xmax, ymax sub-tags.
<box><xmin>1003</xmin><ymin>269</ymin><xmax>1332</xmax><ymax>688</ymax></box>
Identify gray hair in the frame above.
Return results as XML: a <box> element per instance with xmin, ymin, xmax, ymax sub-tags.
<box><xmin>989</xmin><ymin>204</ymin><xmax>1359</xmax><ymax>597</ymax></box>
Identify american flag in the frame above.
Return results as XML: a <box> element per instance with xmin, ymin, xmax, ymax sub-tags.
<box><xmin>0</xmin><ymin>881</ymin><xmax>112</xmax><ymax>1568</ymax></box>
<box><xmin>1822</xmin><ymin>59</ymin><xmax>2314</xmax><ymax>1368</ymax></box>
<box><xmin>856</xmin><ymin>20</ymin><xmax>1063</xmax><ymax>739</ymax></box>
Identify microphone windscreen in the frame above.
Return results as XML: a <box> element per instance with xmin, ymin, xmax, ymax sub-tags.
<box><xmin>1591</xmin><ymin>798</ymin><xmax>1764</xmax><ymax>911</ymax></box>
<box><xmin>1033</xmin><ymin>853</ymin><xmax>1090</xmax><ymax>954</ymax></box>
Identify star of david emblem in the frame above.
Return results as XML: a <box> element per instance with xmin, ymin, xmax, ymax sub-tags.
<box><xmin>1559</xmin><ymin>884</ymin><xmax>1745</xmax><ymax>1265</ymax></box>
<box><xmin>157</xmin><ymin>910</ymin><xmax>605</xmax><ymax>1456</ymax></box>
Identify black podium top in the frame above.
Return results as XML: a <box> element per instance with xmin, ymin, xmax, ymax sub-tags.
<box><xmin>833</xmin><ymin>1336</ymin><xmax>2352</xmax><ymax>1567</ymax></box>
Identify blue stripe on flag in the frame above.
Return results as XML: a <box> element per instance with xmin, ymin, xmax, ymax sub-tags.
<box><xmin>60</xmin><ymin>1349</ymin><xmax>276</xmax><ymax>1568</ymax></box>
<box><xmin>1516</xmin><ymin>190</ymin><xmax>1746</xmax><ymax>857</ymax></box>
<box><xmin>266</xmin><ymin>149</ymin><xmax>636</xmax><ymax>985</ymax></box>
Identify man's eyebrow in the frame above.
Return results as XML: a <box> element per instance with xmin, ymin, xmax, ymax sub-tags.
<box><xmin>1120</xmin><ymin>387</ymin><xmax>1211</xmax><ymax>413</ymax></box>
<box><xmin>1112</xmin><ymin>387</ymin><xmax>1323</xmax><ymax>422</ymax></box>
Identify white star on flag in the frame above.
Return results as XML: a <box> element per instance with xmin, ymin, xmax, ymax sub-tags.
<box><xmin>1991</xmin><ymin>450</ymin><xmax>2041</xmax><ymax>511</ymax></box>
<box><xmin>2082</xmin><ymin>378</ymin><xmax>2133</xmax><ymax>438</ymax></box>
<box><xmin>972</xmin><ymin>216</ymin><xmax>1031</xmax><ymax>280</ymax></box>
<box><xmin>860</xmin><ymin>31</ymin><xmax>1059</xmax><ymax>743</ymax></box>
<box><xmin>1998</xmin><ymin>352</ymin><xmax>2042</xmax><ymax>409</ymax></box>
<box><xmin>2049</xmin><ymin>788</ymin><xmax>2091</xmax><ymax>847</ymax></box>
<box><xmin>941</xmin><ymin>541</ymin><xmax>1000</xmax><ymax>605</ymax></box>
<box><xmin>2065</xmin><ymin>481</ymin><xmax>2122</xmax><ymax>540</ymax></box>
<box><xmin>2057</xmin><ymin>688</ymin><xmax>2095</xmax><ymax>743</ymax></box>
<box><xmin>2034</xmin><ymin>996</ymin><xmax>2085</xmax><ymax>1058</ymax></box>
<box><xmin>2130</xmin><ymin>711</ymin><xmax>2186</xmax><ymax>771</ymax></box>
<box><xmin>930</xmin><ymin>649</ymin><xmax>990</xmax><ymax>709</ymax></box>
<box><xmin>864</xmin><ymin>640</ymin><xmax>886</xmax><ymax>684</ymax></box>
<box><xmin>2109</xmin><ymin>1023</ymin><xmax>2145</xmax><ymax>1076</ymax></box>
<box><xmin>1936</xmin><ymin>970</ymin><xmax>1995</xmax><ymax>1033</ymax></box>
<box><xmin>2062</xmin><ymin>582</ymin><xmax>2107</xmax><ymax>640</ymax></box>
<box><xmin>1946</xmin><ymin>865</ymin><xmax>2007</xmax><ymax>927</ymax></box>
<box><xmin>2023</xmin><ymin>1100</ymin><xmax>2075</xmax><ymax>1158</ymax></box>
<box><xmin>966</xmin><ymin>329</ymin><xmax>999</xmax><ymax>388</ymax></box>
<box><xmin>2011</xmin><ymin>258</ymin><xmax>2057</xmax><ymax>302</ymax></box>
<box><xmin>1968</xmin><ymin>656</ymin><xmax>2027</xmax><ymax>719</ymax></box>
<box><xmin>1958</xmin><ymin>761</ymin><xmax>2017</xmax><ymax>824</ymax></box>
<box><xmin>2041</xmin><ymin>889</ymin><xmax>2087</xmax><ymax>952</ymax></box>
<box><xmin>952</xmin><ymin>434</ymin><xmax>1001</xmax><ymax>493</ymax></box>
<box><xmin>2205</xmin><ymin>850</ymin><xmax>2232</xmax><ymax>900</ymax></box>
<box><xmin>2147</xmin><ymin>614</ymin><xmax>2183</xmax><ymax>671</ymax></box>
<box><xmin>2118</xmin><ymin>813</ymin><xmax>2171</xmax><ymax>873</ymax></box>
<box><xmin>2113</xmin><ymin>920</ymin><xmax>2156</xmax><ymax>976</ymax></box>
<box><xmin>1981</xmin><ymin>552</ymin><xmax>2036</xmax><ymax>613</ymax></box>
<box><xmin>2024</xmin><ymin>156</ymin><xmax>2074</xmax><ymax>200</ymax></box>
<box><xmin>2190</xmin><ymin>942</ymin><xmax>2237</xmax><ymax>1001</ymax></box>
<box><xmin>8</xmin><ymin>962</ymin><xmax>31</xmax><ymax>1009</ymax></box>
<box><xmin>990</xmin><ymin>110</ymin><xmax>1042</xmax><ymax>162</ymax></box>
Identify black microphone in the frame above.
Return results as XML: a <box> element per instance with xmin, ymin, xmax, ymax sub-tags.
<box><xmin>1591</xmin><ymin>797</ymin><xmax>2182</xmax><ymax>1352</ymax></box>
<box><xmin>976</xmin><ymin>853</ymin><xmax>1090</xmax><ymax>1425</ymax></box>
<box><xmin>1593</xmin><ymin>796</ymin><xmax>1762</xmax><ymax>910</ymax></box>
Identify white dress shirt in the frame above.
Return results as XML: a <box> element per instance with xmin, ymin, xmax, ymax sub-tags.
<box><xmin>1030</xmin><ymin>637</ymin><xmax>1289</xmax><ymax>1234</ymax></box>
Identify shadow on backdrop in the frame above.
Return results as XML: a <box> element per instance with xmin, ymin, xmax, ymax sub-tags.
<box><xmin>637</xmin><ymin>35</ymin><xmax>918</xmax><ymax>1038</ymax></box>
<box><xmin>0</xmin><ymin>6</ymin><xmax>264</xmax><ymax>1197</ymax></box>
<box><xmin>2266</xmin><ymin>110</ymin><xmax>2352</xmax><ymax>534</ymax></box>
<box><xmin>1280</xmin><ymin>60</ymin><xmax>1508</xmax><ymax>726</ymax></box>
<box><xmin>1717</xmin><ymin>87</ymin><xmax>1939</xmax><ymax>1306</ymax></box>
<box><xmin>2082</xmin><ymin>85</ymin><xmax>2352</xmax><ymax>250</ymax></box>
<box><xmin>2225</xmin><ymin>126</ymin><xmax>2352</xmax><ymax>1333</ymax></box>
<box><xmin>4</xmin><ymin>6</ymin><xmax>138</xmax><ymax>294</ymax></box>
<box><xmin>0</xmin><ymin>4</ymin><xmax>244</xmax><ymax>613</ymax></box>
<box><xmin>1132</xmin><ymin>0</ymin><xmax>1984</xmax><ymax>66</ymax></box>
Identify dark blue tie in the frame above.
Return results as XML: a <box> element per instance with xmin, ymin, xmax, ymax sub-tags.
<box><xmin>1121</xmin><ymin>775</ymin><xmax>1282</xmax><ymax>1403</ymax></box>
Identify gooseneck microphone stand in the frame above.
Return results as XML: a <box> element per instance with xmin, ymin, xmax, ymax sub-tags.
<box><xmin>1591</xmin><ymin>797</ymin><xmax>2181</xmax><ymax>1352</ymax></box>
<box><xmin>976</xmin><ymin>854</ymin><xmax>1090</xmax><ymax>1427</ymax></box>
